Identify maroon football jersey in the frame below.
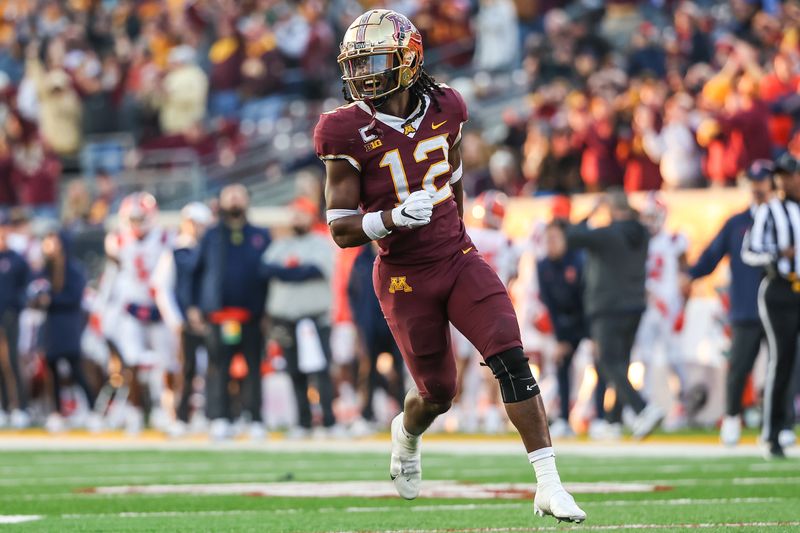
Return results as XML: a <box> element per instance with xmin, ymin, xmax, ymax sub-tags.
<box><xmin>314</xmin><ymin>85</ymin><xmax>472</xmax><ymax>265</ymax></box>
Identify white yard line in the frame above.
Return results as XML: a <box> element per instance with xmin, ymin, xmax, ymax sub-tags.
<box><xmin>0</xmin><ymin>435</ymin><xmax>793</xmax><ymax>458</ymax></box>
<box><xmin>0</xmin><ymin>515</ymin><xmax>42</xmax><ymax>524</ymax></box>
<box><xmin>47</xmin><ymin>497</ymin><xmax>790</xmax><ymax>518</ymax></box>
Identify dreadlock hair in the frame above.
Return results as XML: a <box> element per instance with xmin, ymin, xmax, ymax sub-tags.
<box><xmin>342</xmin><ymin>68</ymin><xmax>445</xmax><ymax>135</ymax></box>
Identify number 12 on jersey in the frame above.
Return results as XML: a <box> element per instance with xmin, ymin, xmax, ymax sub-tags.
<box><xmin>380</xmin><ymin>134</ymin><xmax>453</xmax><ymax>205</ymax></box>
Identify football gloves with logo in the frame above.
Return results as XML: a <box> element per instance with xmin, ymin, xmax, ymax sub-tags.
<box><xmin>391</xmin><ymin>190</ymin><xmax>433</xmax><ymax>229</ymax></box>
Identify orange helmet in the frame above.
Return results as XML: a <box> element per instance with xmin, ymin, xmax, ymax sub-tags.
<box><xmin>472</xmin><ymin>191</ymin><xmax>508</xmax><ymax>230</ymax></box>
<box><xmin>338</xmin><ymin>9</ymin><xmax>424</xmax><ymax>101</ymax></box>
<box><xmin>119</xmin><ymin>192</ymin><xmax>158</xmax><ymax>239</ymax></box>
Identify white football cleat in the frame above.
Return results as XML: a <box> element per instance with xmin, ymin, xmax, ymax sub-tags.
<box><xmin>248</xmin><ymin>422</ymin><xmax>267</xmax><ymax>442</ymax></box>
<box><xmin>482</xmin><ymin>405</ymin><xmax>505</xmax><ymax>434</ymax></box>
<box><xmin>10</xmin><ymin>409</ymin><xmax>31</xmax><ymax>429</ymax></box>
<box><xmin>209</xmin><ymin>418</ymin><xmax>231</xmax><ymax>441</ymax></box>
<box><xmin>588</xmin><ymin>419</ymin><xmax>622</xmax><ymax>441</ymax></box>
<box><xmin>720</xmin><ymin>415</ymin><xmax>742</xmax><ymax>447</ymax></box>
<box><xmin>349</xmin><ymin>417</ymin><xmax>376</xmax><ymax>438</ymax></box>
<box><xmin>778</xmin><ymin>429</ymin><xmax>796</xmax><ymax>449</ymax></box>
<box><xmin>632</xmin><ymin>404</ymin><xmax>665</xmax><ymax>440</ymax></box>
<box><xmin>548</xmin><ymin>418</ymin><xmax>575</xmax><ymax>439</ymax></box>
<box><xmin>167</xmin><ymin>420</ymin><xmax>189</xmax><ymax>439</ymax></box>
<box><xmin>285</xmin><ymin>426</ymin><xmax>311</xmax><ymax>440</ymax></box>
<box><xmin>534</xmin><ymin>484</ymin><xmax>587</xmax><ymax>523</ymax></box>
<box><xmin>124</xmin><ymin>407</ymin><xmax>144</xmax><ymax>436</ymax></box>
<box><xmin>45</xmin><ymin>413</ymin><xmax>66</xmax><ymax>434</ymax></box>
<box><xmin>390</xmin><ymin>413</ymin><xmax>421</xmax><ymax>500</ymax></box>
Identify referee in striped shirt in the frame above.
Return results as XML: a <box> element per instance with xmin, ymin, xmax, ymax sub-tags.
<box><xmin>743</xmin><ymin>153</ymin><xmax>800</xmax><ymax>459</ymax></box>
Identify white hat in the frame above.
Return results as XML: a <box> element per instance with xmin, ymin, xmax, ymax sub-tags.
<box><xmin>181</xmin><ymin>202</ymin><xmax>213</xmax><ymax>225</ymax></box>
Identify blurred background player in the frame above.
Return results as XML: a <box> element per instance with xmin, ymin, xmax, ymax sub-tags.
<box><xmin>104</xmin><ymin>192</ymin><xmax>175</xmax><ymax>434</ymax></box>
<box><xmin>450</xmin><ymin>191</ymin><xmax>517</xmax><ymax>434</ymax></box>
<box><xmin>151</xmin><ymin>202</ymin><xmax>214</xmax><ymax>438</ymax></box>
<box><xmin>685</xmin><ymin>160</ymin><xmax>772</xmax><ymax>446</ymax></box>
<box><xmin>635</xmin><ymin>192</ymin><xmax>690</xmax><ymax>429</ymax></box>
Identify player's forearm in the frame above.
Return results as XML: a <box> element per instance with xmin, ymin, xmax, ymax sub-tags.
<box><xmin>453</xmin><ymin>180</ymin><xmax>464</xmax><ymax>218</ymax></box>
<box><xmin>330</xmin><ymin>212</ymin><xmax>396</xmax><ymax>248</ymax></box>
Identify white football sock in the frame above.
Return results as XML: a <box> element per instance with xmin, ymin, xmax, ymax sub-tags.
<box><xmin>400</xmin><ymin>415</ymin><xmax>420</xmax><ymax>446</ymax></box>
<box><xmin>528</xmin><ymin>447</ymin><xmax>561</xmax><ymax>488</ymax></box>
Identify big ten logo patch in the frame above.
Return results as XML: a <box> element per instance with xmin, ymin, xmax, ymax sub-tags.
<box><xmin>389</xmin><ymin>276</ymin><xmax>413</xmax><ymax>294</ymax></box>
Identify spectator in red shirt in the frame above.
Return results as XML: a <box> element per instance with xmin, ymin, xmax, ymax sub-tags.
<box><xmin>576</xmin><ymin>97</ymin><xmax>623</xmax><ymax>192</ymax></box>
<box><xmin>6</xmin><ymin>114</ymin><xmax>61</xmax><ymax>218</ymax></box>
<box><xmin>718</xmin><ymin>75</ymin><xmax>772</xmax><ymax>175</ymax></box>
<box><xmin>759</xmin><ymin>53</ymin><xmax>800</xmax><ymax>149</ymax></box>
<box><xmin>621</xmin><ymin>105</ymin><xmax>663</xmax><ymax>192</ymax></box>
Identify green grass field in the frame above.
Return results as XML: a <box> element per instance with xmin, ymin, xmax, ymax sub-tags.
<box><xmin>1</xmin><ymin>438</ymin><xmax>798</xmax><ymax>532</ymax></box>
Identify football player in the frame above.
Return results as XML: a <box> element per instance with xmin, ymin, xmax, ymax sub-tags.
<box><xmin>635</xmin><ymin>193</ymin><xmax>689</xmax><ymax>426</ymax></box>
<box><xmin>104</xmin><ymin>193</ymin><xmax>177</xmax><ymax>434</ymax></box>
<box><xmin>315</xmin><ymin>10</ymin><xmax>585</xmax><ymax>523</ymax></box>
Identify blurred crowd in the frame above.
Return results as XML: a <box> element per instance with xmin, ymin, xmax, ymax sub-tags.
<box><xmin>462</xmin><ymin>0</ymin><xmax>800</xmax><ymax>196</ymax></box>
<box><xmin>5</xmin><ymin>1</ymin><xmax>800</xmax><ymax>214</ymax></box>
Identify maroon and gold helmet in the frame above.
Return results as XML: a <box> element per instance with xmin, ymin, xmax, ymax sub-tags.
<box><xmin>338</xmin><ymin>9</ymin><xmax>424</xmax><ymax>101</ymax></box>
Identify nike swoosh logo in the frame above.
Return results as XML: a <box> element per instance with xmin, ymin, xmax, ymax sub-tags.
<box><xmin>401</xmin><ymin>207</ymin><xmax>424</xmax><ymax>221</ymax></box>
<box><xmin>431</xmin><ymin>120</ymin><xmax>447</xmax><ymax>130</ymax></box>
<box><xmin>462</xmin><ymin>247</ymin><xmax>473</xmax><ymax>254</ymax></box>
<box><xmin>390</xmin><ymin>474</ymin><xmax>398</xmax><ymax>480</ymax></box>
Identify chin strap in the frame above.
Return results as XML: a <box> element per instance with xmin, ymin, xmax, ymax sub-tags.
<box><xmin>401</xmin><ymin>91</ymin><xmax>426</xmax><ymax>131</ymax></box>
<box><xmin>363</xmin><ymin>98</ymin><xmax>384</xmax><ymax>139</ymax></box>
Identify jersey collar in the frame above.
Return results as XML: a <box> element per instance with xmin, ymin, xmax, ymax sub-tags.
<box><xmin>355</xmin><ymin>95</ymin><xmax>431</xmax><ymax>138</ymax></box>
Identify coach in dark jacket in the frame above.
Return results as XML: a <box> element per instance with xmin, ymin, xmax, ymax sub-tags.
<box><xmin>686</xmin><ymin>161</ymin><xmax>772</xmax><ymax>444</ymax></box>
<box><xmin>0</xmin><ymin>216</ymin><xmax>30</xmax><ymax>418</ymax></box>
<box><xmin>189</xmin><ymin>185</ymin><xmax>272</xmax><ymax>437</ymax></box>
<box><xmin>31</xmin><ymin>231</ymin><xmax>95</xmax><ymax>416</ymax></box>
<box><xmin>566</xmin><ymin>191</ymin><xmax>662</xmax><ymax>438</ymax></box>
<box><xmin>537</xmin><ymin>221</ymin><xmax>605</xmax><ymax>428</ymax></box>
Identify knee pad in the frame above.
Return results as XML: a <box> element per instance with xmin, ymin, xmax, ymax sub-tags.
<box><xmin>484</xmin><ymin>347</ymin><xmax>540</xmax><ymax>403</ymax></box>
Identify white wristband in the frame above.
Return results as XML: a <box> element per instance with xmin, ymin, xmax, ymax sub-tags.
<box><xmin>450</xmin><ymin>162</ymin><xmax>463</xmax><ymax>184</ymax></box>
<box><xmin>362</xmin><ymin>211</ymin><xmax>391</xmax><ymax>240</ymax></box>
<box><xmin>326</xmin><ymin>208</ymin><xmax>359</xmax><ymax>224</ymax></box>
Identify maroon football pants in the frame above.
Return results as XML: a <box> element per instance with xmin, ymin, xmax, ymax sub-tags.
<box><xmin>373</xmin><ymin>248</ymin><xmax>522</xmax><ymax>404</ymax></box>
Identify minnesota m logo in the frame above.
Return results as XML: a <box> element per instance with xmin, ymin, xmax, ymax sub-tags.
<box><xmin>389</xmin><ymin>276</ymin><xmax>413</xmax><ymax>294</ymax></box>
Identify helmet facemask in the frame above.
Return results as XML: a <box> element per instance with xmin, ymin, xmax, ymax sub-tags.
<box><xmin>339</xmin><ymin>48</ymin><xmax>417</xmax><ymax>102</ymax></box>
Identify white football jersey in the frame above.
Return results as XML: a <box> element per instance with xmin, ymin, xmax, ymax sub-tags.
<box><xmin>468</xmin><ymin>227</ymin><xmax>518</xmax><ymax>286</ymax></box>
<box><xmin>646</xmin><ymin>230</ymin><xmax>688</xmax><ymax>318</ymax></box>
<box><xmin>108</xmin><ymin>227</ymin><xmax>173</xmax><ymax>306</ymax></box>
